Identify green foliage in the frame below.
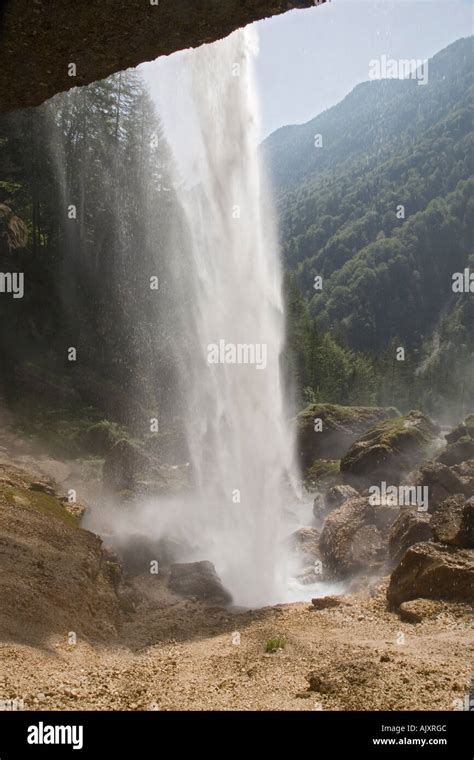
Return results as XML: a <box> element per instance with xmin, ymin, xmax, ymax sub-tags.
<box><xmin>265</xmin><ymin>637</ymin><xmax>286</xmax><ymax>653</ymax></box>
<box><xmin>276</xmin><ymin>38</ymin><xmax>474</xmax><ymax>415</ymax></box>
<box><xmin>304</xmin><ymin>459</ymin><xmax>340</xmax><ymax>487</ymax></box>
<box><xmin>0</xmin><ymin>70</ymin><xmax>184</xmax><ymax>433</ymax></box>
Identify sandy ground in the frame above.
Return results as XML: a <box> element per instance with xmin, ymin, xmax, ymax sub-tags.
<box><xmin>0</xmin><ymin>411</ymin><xmax>472</xmax><ymax>712</ymax></box>
<box><xmin>1</xmin><ymin>576</ymin><xmax>472</xmax><ymax>712</ymax></box>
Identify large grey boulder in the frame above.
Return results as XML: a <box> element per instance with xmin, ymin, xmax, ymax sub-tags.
<box><xmin>431</xmin><ymin>496</ymin><xmax>474</xmax><ymax>548</ymax></box>
<box><xmin>319</xmin><ymin>496</ymin><xmax>399</xmax><ymax>579</ymax></box>
<box><xmin>388</xmin><ymin>509</ymin><xmax>433</xmax><ymax>568</ymax></box>
<box><xmin>387</xmin><ymin>542</ymin><xmax>474</xmax><ymax>607</ymax></box>
<box><xmin>340</xmin><ymin>411</ymin><xmax>438</xmax><ymax>488</ymax></box>
<box><xmin>295</xmin><ymin>403</ymin><xmax>398</xmax><ymax>471</ymax></box>
<box><xmin>168</xmin><ymin>561</ymin><xmax>232</xmax><ymax>605</ymax></box>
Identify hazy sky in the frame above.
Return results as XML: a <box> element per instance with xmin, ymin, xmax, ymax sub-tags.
<box><xmin>142</xmin><ymin>0</ymin><xmax>473</xmax><ymax>155</ymax></box>
<box><xmin>256</xmin><ymin>0</ymin><xmax>473</xmax><ymax>138</ymax></box>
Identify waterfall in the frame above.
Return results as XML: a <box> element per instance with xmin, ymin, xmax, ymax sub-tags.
<box><xmin>161</xmin><ymin>28</ymin><xmax>299</xmax><ymax>606</ymax></box>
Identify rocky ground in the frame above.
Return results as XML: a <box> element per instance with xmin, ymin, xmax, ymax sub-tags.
<box><xmin>0</xmin><ymin>404</ymin><xmax>473</xmax><ymax>711</ymax></box>
<box><xmin>1</xmin><ymin>577</ymin><xmax>472</xmax><ymax>711</ymax></box>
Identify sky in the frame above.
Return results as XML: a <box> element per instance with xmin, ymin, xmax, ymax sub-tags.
<box><xmin>255</xmin><ymin>0</ymin><xmax>473</xmax><ymax>138</ymax></box>
<box><xmin>141</xmin><ymin>0</ymin><xmax>473</xmax><ymax>156</ymax></box>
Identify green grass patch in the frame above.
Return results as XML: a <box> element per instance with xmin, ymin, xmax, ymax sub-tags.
<box><xmin>265</xmin><ymin>637</ymin><xmax>287</xmax><ymax>654</ymax></box>
<box><xmin>1</xmin><ymin>485</ymin><xmax>79</xmax><ymax>528</ymax></box>
<box><xmin>298</xmin><ymin>403</ymin><xmax>399</xmax><ymax>428</ymax></box>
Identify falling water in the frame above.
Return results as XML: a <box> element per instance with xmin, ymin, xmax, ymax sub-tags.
<box><xmin>162</xmin><ymin>28</ymin><xmax>299</xmax><ymax>606</ymax></box>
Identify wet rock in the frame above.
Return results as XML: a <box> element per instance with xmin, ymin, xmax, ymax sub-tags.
<box><xmin>287</xmin><ymin>527</ymin><xmax>320</xmax><ymax>566</ymax></box>
<box><xmin>325</xmin><ymin>484</ymin><xmax>360</xmax><ymax>510</ymax></box>
<box><xmin>312</xmin><ymin>482</ymin><xmax>359</xmax><ymax>522</ymax></box>
<box><xmin>437</xmin><ymin>437</ymin><xmax>474</xmax><ymax>467</ymax></box>
<box><xmin>431</xmin><ymin>496</ymin><xmax>474</xmax><ymax>548</ymax></box>
<box><xmin>116</xmin><ymin>533</ymin><xmax>190</xmax><ymax>575</ymax></box>
<box><xmin>319</xmin><ymin>496</ymin><xmax>399</xmax><ymax>579</ymax></box>
<box><xmin>402</xmin><ymin>460</ymin><xmax>470</xmax><ymax>514</ymax></box>
<box><xmin>102</xmin><ymin>439</ymin><xmax>150</xmax><ymax>492</ymax></box>
<box><xmin>445</xmin><ymin>415</ymin><xmax>474</xmax><ymax>445</ymax></box>
<box><xmin>340</xmin><ymin>411</ymin><xmax>439</xmax><ymax>488</ymax></box>
<box><xmin>388</xmin><ymin>509</ymin><xmax>433</xmax><ymax>568</ymax></box>
<box><xmin>168</xmin><ymin>561</ymin><xmax>232</xmax><ymax>605</ymax></box>
<box><xmin>387</xmin><ymin>542</ymin><xmax>474</xmax><ymax>607</ymax></box>
<box><xmin>312</xmin><ymin>493</ymin><xmax>326</xmax><ymax>521</ymax></box>
<box><xmin>453</xmin><ymin>458</ymin><xmax>474</xmax><ymax>485</ymax></box>
<box><xmin>295</xmin><ymin>404</ymin><xmax>399</xmax><ymax>471</ymax></box>
<box><xmin>420</xmin><ymin>461</ymin><xmax>468</xmax><ymax>496</ymax></box>
<box><xmin>438</xmin><ymin>416</ymin><xmax>474</xmax><ymax>467</ymax></box>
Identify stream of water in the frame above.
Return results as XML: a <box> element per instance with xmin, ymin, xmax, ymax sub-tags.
<box><xmin>163</xmin><ymin>28</ymin><xmax>300</xmax><ymax>606</ymax></box>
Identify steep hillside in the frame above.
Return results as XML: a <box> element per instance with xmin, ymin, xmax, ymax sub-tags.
<box><xmin>263</xmin><ymin>37</ymin><xmax>473</xmax><ymax>355</ymax></box>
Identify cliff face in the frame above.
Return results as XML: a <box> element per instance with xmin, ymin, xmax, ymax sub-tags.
<box><xmin>0</xmin><ymin>0</ymin><xmax>315</xmax><ymax>113</ymax></box>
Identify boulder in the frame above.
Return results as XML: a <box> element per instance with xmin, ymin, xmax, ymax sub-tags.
<box><xmin>437</xmin><ymin>437</ymin><xmax>474</xmax><ymax>467</ymax></box>
<box><xmin>313</xmin><ymin>484</ymin><xmax>359</xmax><ymax>522</ymax></box>
<box><xmin>387</xmin><ymin>542</ymin><xmax>474</xmax><ymax>607</ymax></box>
<box><xmin>319</xmin><ymin>496</ymin><xmax>399</xmax><ymax>579</ymax></box>
<box><xmin>420</xmin><ymin>461</ymin><xmax>468</xmax><ymax>495</ymax></box>
<box><xmin>325</xmin><ymin>484</ymin><xmax>360</xmax><ymax>510</ymax></box>
<box><xmin>452</xmin><ymin>459</ymin><xmax>474</xmax><ymax>496</ymax></box>
<box><xmin>115</xmin><ymin>533</ymin><xmax>190</xmax><ymax>575</ymax></box>
<box><xmin>340</xmin><ymin>411</ymin><xmax>439</xmax><ymax>488</ymax></box>
<box><xmin>287</xmin><ymin>527</ymin><xmax>320</xmax><ymax>566</ymax></box>
<box><xmin>402</xmin><ymin>461</ymin><xmax>470</xmax><ymax>513</ymax></box>
<box><xmin>398</xmin><ymin>598</ymin><xmax>444</xmax><ymax>623</ymax></box>
<box><xmin>431</xmin><ymin>496</ymin><xmax>474</xmax><ymax>548</ymax></box>
<box><xmin>445</xmin><ymin>415</ymin><xmax>474</xmax><ymax>445</ymax></box>
<box><xmin>168</xmin><ymin>561</ymin><xmax>232</xmax><ymax>605</ymax></box>
<box><xmin>295</xmin><ymin>404</ymin><xmax>399</xmax><ymax>471</ymax></box>
<box><xmin>102</xmin><ymin>439</ymin><xmax>150</xmax><ymax>492</ymax></box>
<box><xmin>312</xmin><ymin>493</ymin><xmax>326</xmax><ymax>522</ymax></box>
<box><xmin>388</xmin><ymin>509</ymin><xmax>433</xmax><ymax>567</ymax></box>
<box><xmin>438</xmin><ymin>416</ymin><xmax>474</xmax><ymax>466</ymax></box>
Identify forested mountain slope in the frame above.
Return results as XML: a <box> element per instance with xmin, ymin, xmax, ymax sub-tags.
<box><xmin>264</xmin><ymin>37</ymin><xmax>473</xmax><ymax>415</ymax></box>
<box><xmin>263</xmin><ymin>37</ymin><xmax>473</xmax><ymax>355</ymax></box>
